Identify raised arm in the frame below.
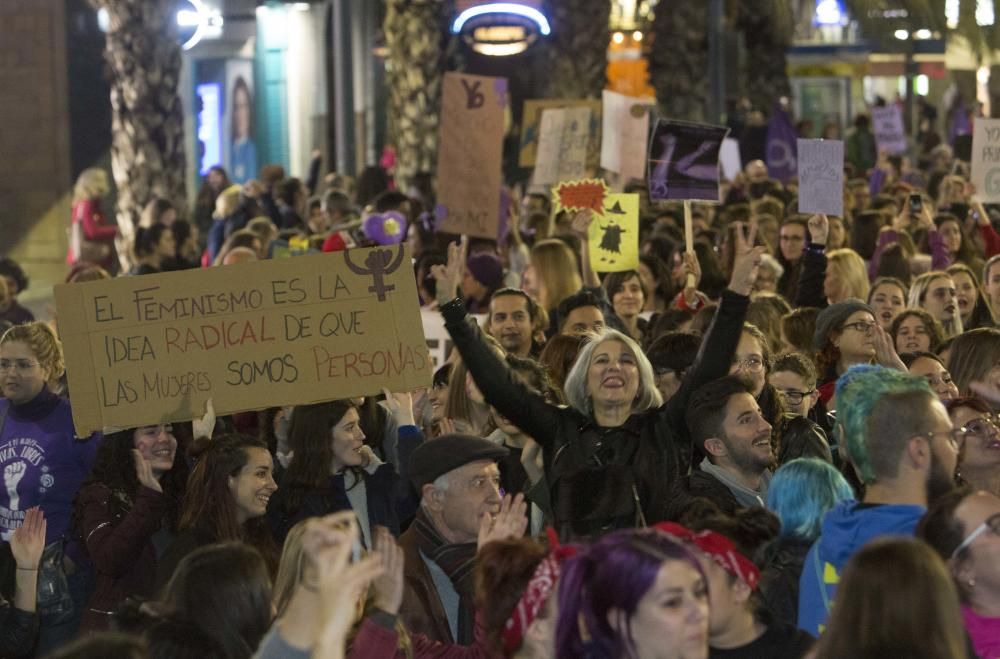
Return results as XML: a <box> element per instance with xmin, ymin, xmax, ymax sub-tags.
<box><xmin>433</xmin><ymin>240</ymin><xmax>565</xmax><ymax>448</ymax></box>
<box><xmin>569</xmin><ymin>210</ymin><xmax>601</xmax><ymax>289</ymax></box>
<box><xmin>794</xmin><ymin>214</ymin><xmax>829</xmax><ymax>309</ymax></box>
<box><xmin>664</xmin><ymin>221</ymin><xmax>759</xmax><ymax>426</ymax></box>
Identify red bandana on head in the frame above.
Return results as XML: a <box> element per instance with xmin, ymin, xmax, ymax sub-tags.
<box><xmin>653</xmin><ymin>522</ymin><xmax>761</xmax><ymax>590</ymax></box>
<box><xmin>501</xmin><ymin>528</ymin><xmax>577</xmax><ymax>654</ymax></box>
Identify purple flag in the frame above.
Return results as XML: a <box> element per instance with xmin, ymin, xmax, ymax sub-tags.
<box><xmin>950</xmin><ymin>99</ymin><xmax>971</xmax><ymax>146</ymax></box>
<box><xmin>766</xmin><ymin>106</ymin><xmax>798</xmax><ymax>182</ymax></box>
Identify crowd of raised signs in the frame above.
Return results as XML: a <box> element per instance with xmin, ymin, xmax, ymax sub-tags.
<box><xmin>3</xmin><ymin>106</ymin><xmax>1000</xmax><ymax>659</ymax></box>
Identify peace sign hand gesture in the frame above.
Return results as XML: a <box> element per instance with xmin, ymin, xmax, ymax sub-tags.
<box><xmin>727</xmin><ymin>219</ymin><xmax>766</xmax><ymax>297</ymax></box>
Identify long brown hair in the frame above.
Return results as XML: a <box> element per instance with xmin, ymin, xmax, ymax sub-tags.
<box><xmin>475</xmin><ymin>537</ymin><xmax>551</xmax><ymax>656</ymax></box>
<box><xmin>812</xmin><ymin>537</ymin><xmax>967</xmax><ymax>659</ymax></box>
<box><xmin>278</xmin><ymin>400</ymin><xmax>356</xmax><ymax>518</ymax></box>
<box><xmin>179</xmin><ymin>434</ymin><xmax>278</xmax><ymax>573</ymax></box>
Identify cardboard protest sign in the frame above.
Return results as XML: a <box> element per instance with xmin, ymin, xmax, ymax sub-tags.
<box><xmin>518</xmin><ymin>98</ymin><xmax>602</xmax><ymax>168</ymax></box>
<box><xmin>720</xmin><ymin>138</ymin><xmax>742</xmax><ymax>182</ymax></box>
<box><xmin>54</xmin><ymin>247</ymin><xmax>431</xmax><ymax>435</ymax></box>
<box><xmin>553</xmin><ymin>179</ymin><xmax>609</xmax><ymax>213</ymax></box>
<box><xmin>532</xmin><ymin>107</ymin><xmax>592</xmax><ymax>186</ymax></box>
<box><xmin>589</xmin><ymin>193</ymin><xmax>639</xmax><ymax>272</ymax></box>
<box><xmin>797</xmin><ymin>139</ymin><xmax>845</xmax><ymax>217</ymax></box>
<box><xmin>600</xmin><ymin>90</ymin><xmax>653</xmax><ymax>181</ymax></box>
<box><xmin>972</xmin><ymin>119</ymin><xmax>1000</xmax><ymax>203</ymax></box>
<box><xmin>871</xmin><ymin>105</ymin><xmax>908</xmax><ymax>155</ymax></box>
<box><xmin>648</xmin><ymin>119</ymin><xmax>729</xmax><ymax>201</ymax></box>
<box><xmin>436</xmin><ymin>72</ymin><xmax>507</xmax><ymax>239</ymax></box>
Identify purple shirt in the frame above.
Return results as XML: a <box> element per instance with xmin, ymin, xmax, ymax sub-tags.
<box><xmin>0</xmin><ymin>389</ymin><xmax>100</xmax><ymax>544</ymax></box>
<box><xmin>963</xmin><ymin>606</ymin><xmax>1000</xmax><ymax>659</ymax></box>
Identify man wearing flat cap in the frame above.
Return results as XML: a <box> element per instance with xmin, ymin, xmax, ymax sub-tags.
<box><xmin>398</xmin><ymin>433</ymin><xmax>508</xmax><ymax>644</ymax></box>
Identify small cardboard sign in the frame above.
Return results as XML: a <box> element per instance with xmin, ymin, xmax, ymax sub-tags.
<box><xmin>648</xmin><ymin>119</ymin><xmax>729</xmax><ymax>201</ymax></box>
<box><xmin>589</xmin><ymin>193</ymin><xmax>639</xmax><ymax>272</ymax></box>
<box><xmin>436</xmin><ymin>72</ymin><xmax>507</xmax><ymax>239</ymax></box>
<box><xmin>54</xmin><ymin>247</ymin><xmax>431</xmax><ymax>436</ymax></box>
<box><xmin>554</xmin><ymin>179</ymin><xmax>609</xmax><ymax>213</ymax></box>
<box><xmin>532</xmin><ymin>106</ymin><xmax>592</xmax><ymax>186</ymax></box>
<box><xmin>797</xmin><ymin>139</ymin><xmax>845</xmax><ymax>217</ymax></box>
<box><xmin>972</xmin><ymin>119</ymin><xmax>1000</xmax><ymax>203</ymax></box>
<box><xmin>600</xmin><ymin>90</ymin><xmax>653</xmax><ymax>181</ymax></box>
<box><xmin>518</xmin><ymin>98</ymin><xmax>602</xmax><ymax>168</ymax></box>
<box><xmin>872</xmin><ymin>105</ymin><xmax>908</xmax><ymax>156</ymax></box>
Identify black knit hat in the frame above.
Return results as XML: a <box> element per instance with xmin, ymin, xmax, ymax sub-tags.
<box><xmin>409</xmin><ymin>434</ymin><xmax>508</xmax><ymax>492</ymax></box>
<box><xmin>813</xmin><ymin>299</ymin><xmax>875</xmax><ymax>351</ymax></box>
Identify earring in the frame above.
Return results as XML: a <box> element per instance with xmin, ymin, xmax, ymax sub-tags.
<box><xmin>968</xmin><ymin>578</ymin><xmax>976</xmax><ymax>588</ymax></box>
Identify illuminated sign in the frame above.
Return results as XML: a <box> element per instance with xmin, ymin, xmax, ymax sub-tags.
<box><xmin>196</xmin><ymin>82</ymin><xmax>222</xmax><ymax>174</ymax></box>
<box><xmin>96</xmin><ymin>0</ymin><xmax>222</xmax><ymax>50</ymax></box>
<box><xmin>451</xmin><ymin>2</ymin><xmax>550</xmax><ymax>56</ymax></box>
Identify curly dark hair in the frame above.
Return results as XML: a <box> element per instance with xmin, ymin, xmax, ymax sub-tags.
<box><xmin>80</xmin><ymin>423</ymin><xmax>191</xmax><ymax>533</ymax></box>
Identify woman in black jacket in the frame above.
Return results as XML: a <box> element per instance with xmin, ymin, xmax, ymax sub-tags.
<box><xmin>266</xmin><ymin>394</ymin><xmax>422</xmax><ymax>546</ymax></box>
<box><xmin>431</xmin><ymin>226</ymin><xmax>765</xmax><ymax>538</ymax></box>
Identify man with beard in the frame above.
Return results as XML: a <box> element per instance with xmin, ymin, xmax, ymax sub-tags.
<box><xmin>797</xmin><ymin>365</ymin><xmax>959</xmax><ymax>635</ymax></box>
<box><xmin>682</xmin><ymin>375</ymin><xmax>775</xmax><ymax>513</ymax></box>
<box><xmin>486</xmin><ymin>288</ymin><xmax>542</xmax><ymax>358</ymax></box>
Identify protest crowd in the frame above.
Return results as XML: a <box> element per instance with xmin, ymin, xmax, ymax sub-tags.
<box><xmin>6</xmin><ymin>86</ymin><xmax>1000</xmax><ymax>659</ymax></box>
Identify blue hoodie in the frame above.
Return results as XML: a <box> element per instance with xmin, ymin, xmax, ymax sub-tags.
<box><xmin>797</xmin><ymin>500</ymin><xmax>925</xmax><ymax>635</ymax></box>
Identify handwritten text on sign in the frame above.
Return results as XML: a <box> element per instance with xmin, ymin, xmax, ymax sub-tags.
<box><xmin>797</xmin><ymin>139</ymin><xmax>844</xmax><ymax>217</ymax></box>
<box><xmin>972</xmin><ymin>119</ymin><xmax>1000</xmax><ymax>203</ymax></box>
<box><xmin>435</xmin><ymin>72</ymin><xmax>507</xmax><ymax>239</ymax></box>
<box><xmin>54</xmin><ymin>247</ymin><xmax>431</xmax><ymax>435</ymax></box>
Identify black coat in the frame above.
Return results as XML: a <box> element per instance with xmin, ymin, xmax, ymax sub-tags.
<box><xmin>442</xmin><ymin>290</ymin><xmax>749</xmax><ymax>539</ymax></box>
<box><xmin>759</xmin><ymin>536</ymin><xmax>813</xmax><ymax>628</ymax></box>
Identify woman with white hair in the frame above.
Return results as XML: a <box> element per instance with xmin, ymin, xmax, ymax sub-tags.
<box><xmin>432</xmin><ymin>228</ymin><xmax>765</xmax><ymax>538</ymax></box>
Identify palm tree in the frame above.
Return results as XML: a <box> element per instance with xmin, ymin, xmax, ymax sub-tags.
<box><xmin>89</xmin><ymin>0</ymin><xmax>187</xmax><ymax>272</ymax></box>
<box><xmin>648</xmin><ymin>1</ymin><xmax>709</xmax><ymax>121</ymax></box>
<box><xmin>543</xmin><ymin>0</ymin><xmax>612</xmax><ymax>98</ymax></box>
<box><xmin>736</xmin><ymin>2</ymin><xmax>793</xmax><ymax>114</ymax></box>
<box><xmin>384</xmin><ymin>0</ymin><xmax>448</xmax><ymax>192</ymax></box>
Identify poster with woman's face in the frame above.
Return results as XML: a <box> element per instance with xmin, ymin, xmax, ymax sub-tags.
<box><xmin>225</xmin><ymin>60</ymin><xmax>257</xmax><ymax>184</ymax></box>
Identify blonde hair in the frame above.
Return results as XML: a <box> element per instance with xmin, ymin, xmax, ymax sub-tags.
<box><xmin>213</xmin><ymin>185</ymin><xmax>244</xmax><ymax>219</ymax></box>
<box><xmin>73</xmin><ymin>168</ymin><xmax>110</xmax><ymax>202</ymax></box>
<box><xmin>272</xmin><ymin>520</ymin><xmax>309</xmax><ymax>616</ymax></box>
<box><xmin>246</xmin><ymin>217</ymin><xmax>278</xmax><ymax>246</ymax></box>
<box><xmin>827</xmin><ymin>248</ymin><xmax>870</xmax><ymax>302</ymax></box>
<box><xmin>909</xmin><ymin>271</ymin><xmax>963</xmax><ymax>338</ymax></box>
<box><xmin>1</xmin><ymin>322</ymin><xmax>65</xmax><ymax>382</ymax></box>
<box><xmin>530</xmin><ymin>239</ymin><xmax>582</xmax><ymax>310</ymax></box>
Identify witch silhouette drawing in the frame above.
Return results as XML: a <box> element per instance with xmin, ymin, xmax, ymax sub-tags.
<box><xmin>598</xmin><ymin>201</ymin><xmax>628</xmax><ymax>262</ymax></box>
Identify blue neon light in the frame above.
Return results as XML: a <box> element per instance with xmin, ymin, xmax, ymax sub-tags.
<box><xmin>451</xmin><ymin>3</ymin><xmax>551</xmax><ymax>35</ymax></box>
<box><xmin>196</xmin><ymin>82</ymin><xmax>222</xmax><ymax>175</ymax></box>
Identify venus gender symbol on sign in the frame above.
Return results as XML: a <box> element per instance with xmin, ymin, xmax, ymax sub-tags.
<box><xmin>344</xmin><ymin>246</ymin><xmax>406</xmax><ymax>302</ymax></box>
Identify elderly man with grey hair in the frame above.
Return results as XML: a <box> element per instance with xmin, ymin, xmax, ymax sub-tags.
<box><xmin>397</xmin><ymin>433</ymin><xmax>515</xmax><ymax>645</ymax></box>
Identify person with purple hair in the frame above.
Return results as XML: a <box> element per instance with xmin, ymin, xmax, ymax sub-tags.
<box><xmin>555</xmin><ymin>527</ymin><xmax>710</xmax><ymax>659</ymax></box>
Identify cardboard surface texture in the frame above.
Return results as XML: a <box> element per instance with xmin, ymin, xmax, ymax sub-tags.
<box><xmin>436</xmin><ymin>72</ymin><xmax>507</xmax><ymax>238</ymax></box>
<box><xmin>55</xmin><ymin>246</ymin><xmax>430</xmax><ymax>435</ymax></box>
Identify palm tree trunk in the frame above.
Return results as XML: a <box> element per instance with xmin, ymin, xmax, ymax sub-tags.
<box><xmin>384</xmin><ymin>0</ymin><xmax>447</xmax><ymax>192</ymax></box>
<box><xmin>738</xmin><ymin>7</ymin><xmax>792</xmax><ymax>115</ymax></box>
<box><xmin>90</xmin><ymin>0</ymin><xmax>187</xmax><ymax>272</ymax></box>
<box><xmin>543</xmin><ymin>0</ymin><xmax>611</xmax><ymax>99</ymax></box>
<box><xmin>649</xmin><ymin>3</ymin><xmax>709</xmax><ymax>122</ymax></box>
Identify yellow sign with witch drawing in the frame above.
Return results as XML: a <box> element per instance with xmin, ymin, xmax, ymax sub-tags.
<box><xmin>588</xmin><ymin>193</ymin><xmax>639</xmax><ymax>272</ymax></box>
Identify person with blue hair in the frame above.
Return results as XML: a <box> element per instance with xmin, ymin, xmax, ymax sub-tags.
<box><xmin>761</xmin><ymin>458</ymin><xmax>854</xmax><ymax>625</ymax></box>
<box><xmin>797</xmin><ymin>365</ymin><xmax>961</xmax><ymax>635</ymax></box>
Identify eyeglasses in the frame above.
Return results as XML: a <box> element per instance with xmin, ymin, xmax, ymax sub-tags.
<box><xmin>919</xmin><ymin>428</ymin><xmax>968</xmax><ymax>450</ymax></box>
<box><xmin>962</xmin><ymin>416</ymin><xmax>1000</xmax><ymax>440</ymax></box>
<box><xmin>0</xmin><ymin>359</ymin><xmax>39</xmax><ymax>373</ymax></box>
<box><xmin>841</xmin><ymin>321</ymin><xmax>877</xmax><ymax>335</ymax></box>
<box><xmin>951</xmin><ymin>513</ymin><xmax>1000</xmax><ymax>559</ymax></box>
<box><xmin>777</xmin><ymin>389</ymin><xmax>816</xmax><ymax>405</ymax></box>
<box><xmin>732</xmin><ymin>357</ymin><xmax>765</xmax><ymax>373</ymax></box>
